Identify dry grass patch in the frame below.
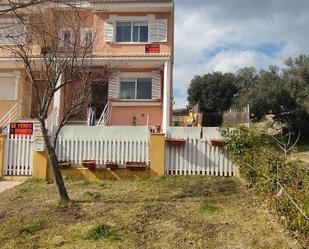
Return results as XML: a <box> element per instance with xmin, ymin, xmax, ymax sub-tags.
<box><xmin>0</xmin><ymin>177</ymin><xmax>301</xmax><ymax>249</ymax></box>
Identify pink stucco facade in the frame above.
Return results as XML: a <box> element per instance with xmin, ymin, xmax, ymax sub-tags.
<box><xmin>109</xmin><ymin>104</ymin><xmax>163</xmax><ymax>126</ymax></box>
<box><xmin>0</xmin><ymin>0</ymin><xmax>174</xmax><ymax>131</ymax></box>
<box><xmin>59</xmin><ymin>3</ymin><xmax>174</xmax><ymax>129</ymax></box>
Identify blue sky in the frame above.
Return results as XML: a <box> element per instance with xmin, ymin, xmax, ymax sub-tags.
<box><xmin>173</xmin><ymin>0</ymin><xmax>309</xmax><ymax>108</ymax></box>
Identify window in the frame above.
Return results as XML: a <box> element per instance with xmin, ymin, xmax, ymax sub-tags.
<box><xmin>0</xmin><ymin>22</ymin><xmax>25</xmax><ymax>45</ymax></box>
<box><xmin>105</xmin><ymin>19</ymin><xmax>167</xmax><ymax>43</ymax></box>
<box><xmin>59</xmin><ymin>28</ymin><xmax>73</xmax><ymax>46</ymax></box>
<box><xmin>116</xmin><ymin>22</ymin><xmax>148</xmax><ymax>43</ymax></box>
<box><xmin>133</xmin><ymin>22</ymin><xmax>148</xmax><ymax>42</ymax></box>
<box><xmin>81</xmin><ymin>28</ymin><xmax>93</xmax><ymax>46</ymax></box>
<box><xmin>120</xmin><ymin>78</ymin><xmax>152</xmax><ymax>100</ymax></box>
<box><xmin>0</xmin><ymin>76</ymin><xmax>18</xmax><ymax>100</ymax></box>
<box><xmin>63</xmin><ymin>30</ymin><xmax>71</xmax><ymax>44</ymax></box>
<box><xmin>116</xmin><ymin>22</ymin><xmax>131</xmax><ymax>42</ymax></box>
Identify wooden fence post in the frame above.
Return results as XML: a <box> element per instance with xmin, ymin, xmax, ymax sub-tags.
<box><xmin>149</xmin><ymin>133</ymin><xmax>166</xmax><ymax>176</ymax></box>
<box><xmin>0</xmin><ymin>134</ymin><xmax>6</xmax><ymax>178</ymax></box>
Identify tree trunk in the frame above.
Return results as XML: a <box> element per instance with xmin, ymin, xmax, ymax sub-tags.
<box><xmin>39</xmin><ymin>119</ymin><xmax>70</xmax><ymax>203</ymax></box>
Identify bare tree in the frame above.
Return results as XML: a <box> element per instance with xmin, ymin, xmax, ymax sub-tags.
<box><xmin>272</xmin><ymin>130</ymin><xmax>301</xmax><ymax>157</ymax></box>
<box><xmin>0</xmin><ymin>1</ymin><xmax>76</xmax><ymax>15</ymax></box>
<box><xmin>2</xmin><ymin>2</ymin><xmax>113</xmax><ymax>203</ymax></box>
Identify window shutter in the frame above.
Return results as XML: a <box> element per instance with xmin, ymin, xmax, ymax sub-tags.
<box><xmin>104</xmin><ymin>21</ymin><xmax>115</xmax><ymax>42</ymax></box>
<box><xmin>58</xmin><ymin>28</ymin><xmax>74</xmax><ymax>46</ymax></box>
<box><xmin>80</xmin><ymin>28</ymin><xmax>93</xmax><ymax>46</ymax></box>
<box><xmin>149</xmin><ymin>19</ymin><xmax>167</xmax><ymax>43</ymax></box>
<box><xmin>0</xmin><ymin>76</ymin><xmax>17</xmax><ymax>100</ymax></box>
<box><xmin>58</xmin><ymin>30</ymin><xmax>64</xmax><ymax>46</ymax></box>
<box><xmin>108</xmin><ymin>75</ymin><xmax>119</xmax><ymax>99</ymax></box>
<box><xmin>80</xmin><ymin>29</ymin><xmax>86</xmax><ymax>46</ymax></box>
<box><xmin>152</xmin><ymin>72</ymin><xmax>161</xmax><ymax>100</ymax></box>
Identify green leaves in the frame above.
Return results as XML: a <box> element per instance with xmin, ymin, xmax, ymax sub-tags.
<box><xmin>187</xmin><ymin>55</ymin><xmax>309</xmax><ymax>133</ymax></box>
<box><xmin>187</xmin><ymin>72</ymin><xmax>237</xmax><ymax>112</ymax></box>
<box><xmin>221</xmin><ymin>126</ymin><xmax>309</xmax><ymax>238</ymax></box>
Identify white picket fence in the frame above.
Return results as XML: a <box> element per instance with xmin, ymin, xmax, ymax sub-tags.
<box><xmin>165</xmin><ymin>127</ymin><xmax>235</xmax><ymax>176</ymax></box>
<box><xmin>56</xmin><ymin>126</ymin><xmax>149</xmax><ymax>167</ymax></box>
<box><xmin>4</xmin><ymin>135</ymin><xmax>33</xmax><ymax>176</ymax></box>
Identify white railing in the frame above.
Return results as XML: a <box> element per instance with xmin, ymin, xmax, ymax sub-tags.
<box><xmin>56</xmin><ymin>126</ymin><xmax>149</xmax><ymax>167</ymax></box>
<box><xmin>96</xmin><ymin>101</ymin><xmax>110</xmax><ymax>126</ymax></box>
<box><xmin>165</xmin><ymin>127</ymin><xmax>235</xmax><ymax>176</ymax></box>
<box><xmin>0</xmin><ymin>102</ymin><xmax>20</xmax><ymax>132</ymax></box>
<box><xmin>4</xmin><ymin>134</ymin><xmax>33</xmax><ymax>176</ymax></box>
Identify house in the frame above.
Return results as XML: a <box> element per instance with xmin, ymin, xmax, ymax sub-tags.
<box><xmin>0</xmin><ymin>0</ymin><xmax>174</xmax><ymax>133</ymax></box>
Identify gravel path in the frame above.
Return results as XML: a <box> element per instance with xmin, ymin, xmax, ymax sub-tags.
<box><xmin>0</xmin><ymin>181</ymin><xmax>24</xmax><ymax>193</ymax></box>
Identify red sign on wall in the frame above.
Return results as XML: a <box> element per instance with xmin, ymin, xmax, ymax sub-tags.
<box><xmin>10</xmin><ymin>122</ymin><xmax>33</xmax><ymax>135</ymax></box>
<box><xmin>145</xmin><ymin>44</ymin><xmax>160</xmax><ymax>54</ymax></box>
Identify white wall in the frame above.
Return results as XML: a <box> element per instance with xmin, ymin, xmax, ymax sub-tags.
<box><xmin>58</xmin><ymin>126</ymin><xmax>149</xmax><ymax>140</ymax></box>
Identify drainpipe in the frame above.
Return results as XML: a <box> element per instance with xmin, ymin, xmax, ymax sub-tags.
<box><xmin>162</xmin><ymin>60</ymin><xmax>171</xmax><ymax>134</ymax></box>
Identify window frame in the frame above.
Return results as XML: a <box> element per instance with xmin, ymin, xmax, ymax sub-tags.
<box><xmin>115</xmin><ymin>21</ymin><xmax>149</xmax><ymax>44</ymax></box>
<box><xmin>119</xmin><ymin>77</ymin><xmax>152</xmax><ymax>101</ymax></box>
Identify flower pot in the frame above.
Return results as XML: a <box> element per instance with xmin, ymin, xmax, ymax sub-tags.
<box><xmin>82</xmin><ymin>160</ymin><xmax>96</xmax><ymax>170</ymax></box>
<box><xmin>209</xmin><ymin>139</ymin><xmax>226</xmax><ymax>147</ymax></box>
<box><xmin>105</xmin><ymin>162</ymin><xmax>118</xmax><ymax>170</ymax></box>
<box><xmin>155</xmin><ymin>125</ymin><xmax>161</xmax><ymax>133</ymax></box>
<box><xmin>126</xmin><ymin>162</ymin><xmax>147</xmax><ymax>171</ymax></box>
<box><xmin>58</xmin><ymin>160</ymin><xmax>71</xmax><ymax>169</ymax></box>
<box><xmin>165</xmin><ymin>138</ymin><xmax>186</xmax><ymax>146</ymax></box>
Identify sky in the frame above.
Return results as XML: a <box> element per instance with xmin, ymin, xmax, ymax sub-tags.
<box><xmin>173</xmin><ymin>0</ymin><xmax>309</xmax><ymax>108</ymax></box>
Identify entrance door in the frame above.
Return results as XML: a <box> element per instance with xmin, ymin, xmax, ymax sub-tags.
<box><xmin>90</xmin><ymin>81</ymin><xmax>108</xmax><ymax>119</ymax></box>
<box><xmin>30</xmin><ymin>80</ymin><xmax>45</xmax><ymax>118</ymax></box>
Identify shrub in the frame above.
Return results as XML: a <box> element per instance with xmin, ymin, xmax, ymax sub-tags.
<box><xmin>221</xmin><ymin>125</ymin><xmax>309</xmax><ymax>246</ymax></box>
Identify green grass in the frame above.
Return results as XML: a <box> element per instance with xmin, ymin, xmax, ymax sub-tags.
<box><xmin>200</xmin><ymin>203</ymin><xmax>219</xmax><ymax>213</ymax></box>
<box><xmin>85</xmin><ymin>224</ymin><xmax>122</xmax><ymax>241</ymax></box>
<box><xmin>19</xmin><ymin>221</ymin><xmax>45</xmax><ymax>235</ymax></box>
<box><xmin>0</xmin><ymin>177</ymin><xmax>302</xmax><ymax>249</ymax></box>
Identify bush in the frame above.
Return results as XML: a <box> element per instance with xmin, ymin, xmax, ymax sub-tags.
<box><xmin>221</xmin><ymin>125</ymin><xmax>309</xmax><ymax>246</ymax></box>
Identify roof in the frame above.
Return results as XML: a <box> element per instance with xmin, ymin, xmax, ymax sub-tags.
<box><xmin>0</xmin><ymin>0</ymin><xmax>173</xmax><ymax>4</ymax></box>
<box><xmin>90</xmin><ymin>0</ymin><xmax>173</xmax><ymax>2</ymax></box>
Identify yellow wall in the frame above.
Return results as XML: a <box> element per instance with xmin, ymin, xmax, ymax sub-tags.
<box><xmin>0</xmin><ymin>135</ymin><xmax>5</xmax><ymax>178</ymax></box>
<box><xmin>149</xmin><ymin>133</ymin><xmax>166</xmax><ymax>176</ymax></box>
<box><xmin>26</xmin><ymin>133</ymin><xmax>167</xmax><ymax>182</ymax></box>
<box><xmin>48</xmin><ymin>167</ymin><xmax>153</xmax><ymax>181</ymax></box>
<box><xmin>32</xmin><ymin>151</ymin><xmax>49</xmax><ymax>180</ymax></box>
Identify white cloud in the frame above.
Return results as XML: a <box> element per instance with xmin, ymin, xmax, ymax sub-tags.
<box><xmin>173</xmin><ymin>0</ymin><xmax>309</xmax><ymax>108</ymax></box>
<box><xmin>206</xmin><ymin>50</ymin><xmax>275</xmax><ymax>72</ymax></box>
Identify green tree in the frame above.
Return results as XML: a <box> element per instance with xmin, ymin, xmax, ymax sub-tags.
<box><xmin>283</xmin><ymin>55</ymin><xmax>309</xmax><ymax>111</ymax></box>
<box><xmin>236</xmin><ymin>66</ymin><xmax>298</xmax><ymax>119</ymax></box>
<box><xmin>235</xmin><ymin>67</ymin><xmax>258</xmax><ymax>94</ymax></box>
<box><xmin>187</xmin><ymin>72</ymin><xmax>237</xmax><ymax>112</ymax></box>
<box><xmin>233</xmin><ymin>67</ymin><xmax>258</xmax><ymax>108</ymax></box>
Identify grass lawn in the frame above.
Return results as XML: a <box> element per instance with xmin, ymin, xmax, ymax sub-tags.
<box><xmin>0</xmin><ymin>177</ymin><xmax>301</xmax><ymax>249</ymax></box>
